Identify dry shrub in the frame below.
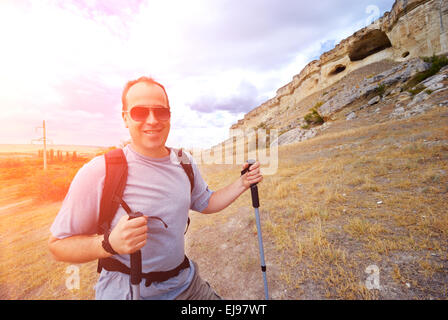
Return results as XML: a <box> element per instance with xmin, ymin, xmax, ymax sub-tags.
<box><xmin>26</xmin><ymin>167</ymin><xmax>79</xmax><ymax>202</ymax></box>
<box><xmin>0</xmin><ymin>158</ymin><xmax>37</xmax><ymax>180</ymax></box>
<box><xmin>1</xmin><ymin>157</ymin><xmax>87</xmax><ymax>203</ymax></box>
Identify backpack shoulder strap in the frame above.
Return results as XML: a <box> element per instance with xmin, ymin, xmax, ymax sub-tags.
<box><xmin>98</xmin><ymin>148</ymin><xmax>128</xmax><ymax>235</ymax></box>
<box><xmin>172</xmin><ymin>148</ymin><xmax>195</xmax><ymax>235</ymax></box>
<box><xmin>173</xmin><ymin>148</ymin><xmax>195</xmax><ymax>193</ymax></box>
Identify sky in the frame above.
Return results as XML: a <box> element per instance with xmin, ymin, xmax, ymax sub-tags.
<box><xmin>0</xmin><ymin>0</ymin><xmax>395</xmax><ymax>149</ymax></box>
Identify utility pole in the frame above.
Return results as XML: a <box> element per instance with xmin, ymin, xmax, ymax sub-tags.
<box><xmin>32</xmin><ymin>120</ymin><xmax>51</xmax><ymax>170</ymax></box>
<box><xmin>42</xmin><ymin>120</ymin><xmax>47</xmax><ymax>170</ymax></box>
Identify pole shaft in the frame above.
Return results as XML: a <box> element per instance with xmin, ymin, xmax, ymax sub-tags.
<box><xmin>131</xmin><ymin>284</ymin><xmax>140</xmax><ymax>300</ymax></box>
<box><xmin>254</xmin><ymin>207</ymin><xmax>269</xmax><ymax>299</ymax></box>
<box><xmin>254</xmin><ymin>208</ymin><xmax>266</xmax><ymax>268</ymax></box>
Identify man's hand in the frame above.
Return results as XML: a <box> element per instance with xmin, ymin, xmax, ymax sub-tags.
<box><xmin>201</xmin><ymin>160</ymin><xmax>264</xmax><ymax>214</ymax></box>
<box><xmin>108</xmin><ymin>215</ymin><xmax>149</xmax><ymax>255</ymax></box>
<box><xmin>241</xmin><ymin>161</ymin><xmax>263</xmax><ymax>189</ymax></box>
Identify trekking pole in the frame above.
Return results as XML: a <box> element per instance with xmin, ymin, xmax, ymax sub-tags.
<box><xmin>118</xmin><ymin>200</ymin><xmax>144</xmax><ymax>300</ymax></box>
<box><xmin>128</xmin><ymin>211</ymin><xmax>143</xmax><ymax>300</ymax></box>
<box><xmin>118</xmin><ymin>198</ymin><xmax>169</xmax><ymax>300</ymax></box>
<box><xmin>241</xmin><ymin>160</ymin><xmax>269</xmax><ymax>300</ymax></box>
<box><xmin>120</xmin><ymin>200</ymin><xmax>168</xmax><ymax>300</ymax></box>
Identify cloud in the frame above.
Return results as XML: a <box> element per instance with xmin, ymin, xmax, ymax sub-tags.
<box><xmin>51</xmin><ymin>75</ymin><xmax>121</xmax><ymax>114</ymax></box>
<box><xmin>0</xmin><ymin>0</ymin><xmax>397</xmax><ymax>148</ymax></box>
<box><xmin>188</xmin><ymin>80</ymin><xmax>262</xmax><ymax>114</ymax></box>
<box><xmin>162</xmin><ymin>0</ymin><xmax>396</xmax><ymax>74</ymax></box>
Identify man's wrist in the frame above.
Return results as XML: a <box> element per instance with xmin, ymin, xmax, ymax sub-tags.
<box><xmin>239</xmin><ymin>176</ymin><xmax>250</xmax><ymax>191</ymax></box>
<box><xmin>101</xmin><ymin>230</ymin><xmax>118</xmax><ymax>255</ymax></box>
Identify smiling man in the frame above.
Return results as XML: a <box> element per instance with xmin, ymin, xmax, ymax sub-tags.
<box><xmin>48</xmin><ymin>76</ymin><xmax>263</xmax><ymax>300</ymax></box>
<box><xmin>122</xmin><ymin>79</ymin><xmax>172</xmax><ymax>158</ymax></box>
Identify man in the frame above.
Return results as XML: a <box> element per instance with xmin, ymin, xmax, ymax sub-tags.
<box><xmin>48</xmin><ymin>76</ymin><xmax>263</xmax><ymax>299</ymax></box>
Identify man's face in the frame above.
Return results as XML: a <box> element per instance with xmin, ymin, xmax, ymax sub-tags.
<box><xmin>122</xmin><ymin>82</ymin><xmax>171</xmax><ymax>157</ymax></box>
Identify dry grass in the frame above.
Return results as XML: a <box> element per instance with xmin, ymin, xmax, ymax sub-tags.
<box><xmin>0</xmin><ymin>201</ymin><xmax>98</xmax><ymax>299</ymax></box>
<box><xmin>0</xmin><ymin>155</ymin><xmax>89</xmax><ymax>203</ymax></box>
<box><xmin>0</xmin><ymin>150</ymin><xmax>98</xmax><ymax>299</ymax></box>
<box><xmin>191</xmin><ymin>106</ymin><xmax>448</xmax><ymax>299</ymax></box>
<box><xmin>344</xmin><ymin>218</ymin><xmax>387</xmax><ymax>239</ymax></box>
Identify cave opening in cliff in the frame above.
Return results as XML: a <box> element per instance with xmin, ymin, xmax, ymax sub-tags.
<box><xmin>348</xmin><ymin>29</ymin><xmax>392</xmax><ymax>62</ymax></box>
<box><xmin>329</xmin><ymin>64</ymin><xmax>346</xmax><ymax>76</ymax></box>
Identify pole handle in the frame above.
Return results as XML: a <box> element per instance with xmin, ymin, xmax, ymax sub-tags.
<box><xmin>240</xmin><ymin>159</ymin><xmax>256</xmax><ymax>182</ymax></box>
<box><xmin>241</xmin><ymin>160</ymin><xmax>260</xmax><ymax>208</ymax></box>
<box><xmin>130</xmin><ymin>250</ymin><xmax>142</xmax><ymax>285</ymax></box>
<box><xmin>128</xmin><ymin>211</ymin><xmax>143</xmax><ymax>286</ymax></box>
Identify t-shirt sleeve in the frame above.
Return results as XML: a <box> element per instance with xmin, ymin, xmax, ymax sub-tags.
<box><xmin>50</xmin><ymin>156</ymin><xmax>105</xmax><ymax>239</ymax></box>
<box><xmin>186</xmin><ymin>153</ymin><xmax>213</xmax><ymax>213</ymax></box>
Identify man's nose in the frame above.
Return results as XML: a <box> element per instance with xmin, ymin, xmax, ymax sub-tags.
<box><xmin>145</xmin><ymin>110</ymin><xmax>159</xmax><ymax>124</ymax></box>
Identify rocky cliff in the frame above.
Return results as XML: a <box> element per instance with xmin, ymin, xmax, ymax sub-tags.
<box><xmin>228</xmin><ymin>0</ymin><xmax>448</xmax><ymax>135</ymax></box>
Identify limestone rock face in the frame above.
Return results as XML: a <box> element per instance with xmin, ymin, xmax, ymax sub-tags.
<box><xmin>318</xmin><ymin>57</ymin><xmax>430</xmax><ymax>116</ymax></box>
<box><xmin>230</xmin><ymin>0</ymin><xmax>448</xmax><ymax>134</ymax></box>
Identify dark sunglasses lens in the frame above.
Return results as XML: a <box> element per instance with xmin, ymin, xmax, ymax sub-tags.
<box><xmin>130</xmin><ymin>107</ymin><xmax>149</xmax><ymax>121</ymax></box>
<box><xmin>153</xmin><ymin>109</ymin><xmax>171</xmax><ymax>121</ymax></box>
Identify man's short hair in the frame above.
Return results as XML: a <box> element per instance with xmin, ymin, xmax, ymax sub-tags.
<box><xmin>121</xmin><ymin>76</ymin><xmax>170</xmax><ymax>111</ymax></box>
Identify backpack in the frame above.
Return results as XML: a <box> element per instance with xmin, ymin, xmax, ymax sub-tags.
<box><xmin>97</xmin><ymin>147</ymin><xmax>195</xmax><ymax>274</ymax></box>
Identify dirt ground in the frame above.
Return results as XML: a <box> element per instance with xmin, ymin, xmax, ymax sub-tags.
<box><xmin>186</xmin><ymin>206</ymin><xmax>286</xmax><ymax>300</ymax></box>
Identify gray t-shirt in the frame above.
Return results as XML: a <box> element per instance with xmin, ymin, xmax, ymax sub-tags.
<box><xmin>50</xmin><ymin>145</ymin><xmax>213</xmax><ymax>299</ymax></box>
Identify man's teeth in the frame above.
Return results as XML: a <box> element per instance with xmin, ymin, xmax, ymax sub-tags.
<box><xmin>144</xmin><ymin>130</ymin><xmax>161</xmax><ymax>134</ymax></box>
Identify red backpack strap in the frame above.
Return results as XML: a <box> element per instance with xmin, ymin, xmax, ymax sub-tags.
<box><xmin>98</xmin><ymin>148</ymin><xmax>128</xmax><ymax>235</ymax></box>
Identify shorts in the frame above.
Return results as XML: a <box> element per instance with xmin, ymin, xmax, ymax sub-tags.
<box><xmin>175</xmin><ymin>260</ymin><xmax>222</xmax><ymax>300</ymax></box>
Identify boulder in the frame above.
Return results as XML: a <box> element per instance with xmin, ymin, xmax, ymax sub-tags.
<box><xmin>408</xmin><ymin>91</ymin><xmax>430</xmax><ymax>107</ymax></box>
<box><xmin>421</xmin><ymin>73</ymin><xmax>448</xmax><ymax>91</ymax></box>
<box><xmin>391</xmin><ymin>105</ymin><xmax>405</xmax><ymax>117</ymax></box>
<box><xmin>346</xmin><ymin>112</ymin><xmax>356</xmax><ymax>120</ymax></box>
<box><xmin>368</xmin><ymin>95</ymin><xmax>381</xmax><ymax>105</ymax></box>
<box><xmin>271</xmin><ymin>122</ymin><xmax>331</xmax><ymax>146</ymax></box>
<box><xmin>397</xmin><ymin>92</ymin><xmax>412</xmax><ymax>102</ymax></box>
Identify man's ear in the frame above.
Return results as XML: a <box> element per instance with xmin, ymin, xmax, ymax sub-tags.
<box><xmin>122</xmin><ymin>111</ymin><xmax>129</xmax><ymax>128</ymax></box>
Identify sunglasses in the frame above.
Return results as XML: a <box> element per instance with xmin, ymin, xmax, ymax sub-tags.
<box><xmin>125</xmin><ymin>105</ymin><xmax>171</xmax><ymax>122</ymax></box>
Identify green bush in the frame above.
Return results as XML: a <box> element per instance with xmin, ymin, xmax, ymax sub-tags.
<box><xmin>313</xmin><ymin>101</ymin><xmax>324</xmax><ymax>109</ymax></box>
<box><xmin>301</xmin><ymin>124</ymin><xmax>310</xmax><ymax>130</ymax></box>
<box><xmin>423</xmin><ymin>54</ymin><xmax>448</xmax><ymax>70</ymax></box>
<box><xmin>408</xmin><ymin>84</ymin><xmax>426</xmax><ymax>96</ymax></box>
<box><xmin>376</xmin><ymin>83</ymin><xmax>386</xmax><ymax>97</ymax></box>
<box><xmin>304</xmin><ymin>108</ymin><xmax>324</xmax><ymax>125</ymax></box>
<box><xmin>404</xmin><ymin>54</ymin><xmax>448</xmax><ymax>90</ymax></box>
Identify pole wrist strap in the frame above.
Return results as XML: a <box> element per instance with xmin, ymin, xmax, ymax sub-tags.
<box><xmin>102</xmin><ymin>230</ymin><xmax>118</xmax><ymax>255</ymax></box>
